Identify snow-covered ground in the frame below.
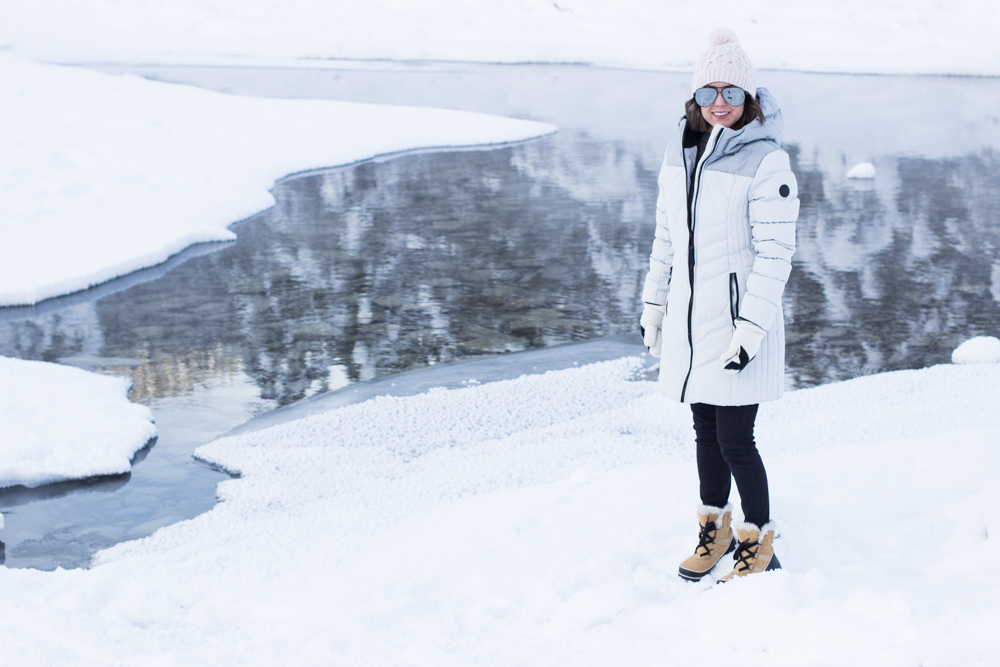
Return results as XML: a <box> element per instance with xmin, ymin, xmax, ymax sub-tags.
<box><xmin>0</xmin><ymin>356</ymin><xmax>156</xmax><ymax>488</ymax></box>
<box><xmin>1</xmin><ymin>356</ymin><xmax>998</xmax><ymax>664</ymax></box>
<box><xmin>2</xmin><ymin>1</ymin><xmax>999</xmax><ymax>661</ymax></box>
<box><xmin>0</xmin><ymin>0</ymin><xmax>998</xmax><ymax>76</ymax></box>
<box><xmin>0</xmin><ymin>54</ymin><xmax>554</xmax><ymax>306</ymax></box>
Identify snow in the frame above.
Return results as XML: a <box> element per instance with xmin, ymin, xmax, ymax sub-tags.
<box><xmin>1</xmin><ymin>1</ymin><xmax>998</xmax><ymax>660</ymax></box>
<box><xmin>0</xmin><ymin>54</ymin><xmax>555</xmax><ymax>306</ymax></box>
<box><xmin>846</xmin><ymin>162</ymin><xmax>876</xmax><ymax>179</ymax></box>
<box><xmin>0</xmin><ymin>1</ymin><xmax>998</xmax><ymax>76</ymax></box>
<box><xmin>952</xmin><ymin>336</ymin><xmax>1000</xmax><ymax>364</ymax></box>
<box><xmin>0</xmin><ymin>357</ymin><xmax>998</xmax><ymax>664</ymax></box>
<box><xmin>222</xmin><ymin>334</ymin><xmax>651</xmax><ymax>439</ymax></box>
<box><xmin>0</xmin><ymin>356</ymin><xmax>156</xmax><ymax>489</ymax></box>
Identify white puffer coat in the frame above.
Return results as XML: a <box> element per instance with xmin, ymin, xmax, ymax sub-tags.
<box><xmin>642</xmin><ymin>88</ymin><xmax>798</xmax><ymax>406</ymax></box>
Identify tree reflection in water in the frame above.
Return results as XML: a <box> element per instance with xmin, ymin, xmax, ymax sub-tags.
<box><xmin>2</xmin><ymin>137</ymin><xmax>656</xmax><ymax>406</ymax></box>
<box><xmin>785</xmin><ymin>147</ymin><xmax>1000</xmax><ymax>387</ymax></box>
<box><xmin>2</xmin><ymin>140</ymin><xmax>999</xmax><ymax>408</ymax></box>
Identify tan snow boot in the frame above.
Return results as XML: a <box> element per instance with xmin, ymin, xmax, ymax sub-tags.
<box><xmin>717</xmin><ymin>522</ymin><xmax>781</xmax><ymax>583</ymax></box>
<box><xmin>678</xmin><ymin>504</ymin><xmax>736</xmax><ymax>581</ymax></box>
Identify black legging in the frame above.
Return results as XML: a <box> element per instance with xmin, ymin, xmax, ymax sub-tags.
<box><xmin>691</xmin><ymin>402</ymin><xmax>769</xmax><ymax>528</ymax></box>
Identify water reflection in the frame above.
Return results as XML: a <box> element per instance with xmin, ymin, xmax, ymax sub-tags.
<box><xmin>1</xmin><ymin>137</ymin><xmax>658</xmax><ymax>407</ymax></box>
<box><xmin>3</xmin><ymin>137</ymin><xmax>998</xmax><ymax>406</ymax></box>
<box><xmin>785</xmin><ymin>147</ymin><xmax>1000</xmax><ymax>386</ymax></box>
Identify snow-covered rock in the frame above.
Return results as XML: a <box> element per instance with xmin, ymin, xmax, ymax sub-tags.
<box><xmin>0</xmin><ymin>356</ymin><xmax>157</xmax><ymax>489</ymax></box>
<box><xmin>952</xmin><ymin>336</ymin><xmax>1000</xmax><ymax>364</ymax></box>
<box><xmin>846</xmin><ymin>162</ymin><xmax>876</xmax><ymax>179</ymax></box>
<box><xmin>0</xmin><ymin>54</ymin><xmax>555</xmax><ymax>306</ymax></box>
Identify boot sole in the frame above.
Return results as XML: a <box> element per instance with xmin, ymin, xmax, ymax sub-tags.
<box><xmin>678</xmin><ymin>536</ymin><xmax>737</xmax><ymax>581</ymax></box>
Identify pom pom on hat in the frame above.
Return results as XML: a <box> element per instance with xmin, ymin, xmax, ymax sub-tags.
<box><xmin>692</xmin><ymin>28</ymin><xmax>756</xmax><ymax>98</ymax></box>
<box><xmin>709</xmin><ymin>27</ymin><xmax>739</xmax><ymax>47</ymax></box>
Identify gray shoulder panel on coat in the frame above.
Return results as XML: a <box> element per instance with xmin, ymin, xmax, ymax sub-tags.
<box><xmin>662</xmin><ymin>119</ymin><xmax>686</xmax><ymax>168</ymax></box>
<box><xmin>704</xmin><ymin>140</ymin><xmax>778</xmax><ymax>178</ymax></box>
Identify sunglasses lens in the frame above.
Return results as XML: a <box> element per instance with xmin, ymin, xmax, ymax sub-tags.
<box><xmin>722</xmin><ymin>87</ymin><xmax>746</xmax><ymax>106</ymax></box>
<box><xmin>694</xmin><ymin>87</ymin><xmax>717</xmax><ymax>107</ymax></box>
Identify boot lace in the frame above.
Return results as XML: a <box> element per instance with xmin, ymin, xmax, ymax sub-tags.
<box><xmin>695</xmin><ymin>521</ymin><xmax>717</xmax><ymax>557</ymax></box>
<box><xmin>732</xmin><ymin>539</ymin><xmax>759</xmax><ymax>572</ymax></box>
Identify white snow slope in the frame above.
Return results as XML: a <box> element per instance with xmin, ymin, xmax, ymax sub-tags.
<box><xmin>0</xmin><ymin>0</ymin><xmax>997</xmax><ymax>76</ymax></box>
<box><xmin>0</xmin><ymin>357</ymin><xmax>998</xmax><ymax>665</ymax></box>
<box><xmin>0</xmin><ymin>356</ymin><xmax>156</xmax><ymax>488</ymax></box>
<box><xmin>0</xmin><ymin>54</ymin><xmax>555</xmax><ymax>306</ymax></box>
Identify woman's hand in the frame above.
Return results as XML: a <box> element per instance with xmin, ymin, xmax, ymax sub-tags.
<box><xmin>720</xmin><ymin>319</ymin><xmax>766</xmax><ymax>373</ymax></box>
<box><xmin>639</xmin><ymin>303</ymin><xmax>666</xmax><ymax>357</ymax></box>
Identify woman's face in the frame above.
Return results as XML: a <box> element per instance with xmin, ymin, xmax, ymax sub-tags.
<box><xmin>700</xmin><ymin>82</ymin><xmax>745</xmax><ymax>129</ymax></box>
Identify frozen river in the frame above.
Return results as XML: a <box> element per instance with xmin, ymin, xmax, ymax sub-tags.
<box><xmin>2</xmin><ymin>63</ymin><xmax>999</xmax><ymax>569</ymax></box>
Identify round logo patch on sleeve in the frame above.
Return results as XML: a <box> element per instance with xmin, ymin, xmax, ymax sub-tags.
<box><xmin>779</xmin><ymin>184</ymin><xmax>790</xmax><ymax>197</ymax></box>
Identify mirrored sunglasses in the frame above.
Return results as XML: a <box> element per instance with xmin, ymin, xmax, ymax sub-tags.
<box><xmin>694</xmin><ymin>86</ymin><xmax>746</xmax><ymax>107</ymax></box>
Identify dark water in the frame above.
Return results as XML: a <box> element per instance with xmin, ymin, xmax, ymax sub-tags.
<box><xmin>784</xmin><ymin>149</ymin><xmax>1000</xmax><ymax>385</ymax></box>
<box><xmin>1</xmin><ymin>63</ymin><xmax>999</xmax><ymax>569</ymax></box>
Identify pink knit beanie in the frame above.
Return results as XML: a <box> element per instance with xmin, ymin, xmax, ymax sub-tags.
<box><xmin>692</xmin><ymin>28</ymin><xmax>756</xmax><ymax>98</ymax></box>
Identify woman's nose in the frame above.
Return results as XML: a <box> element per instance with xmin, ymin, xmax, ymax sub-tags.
<box><xmin>712</xmin><ymin>92</ymin><xmax>727</xmax><ymax>107</ymax></box>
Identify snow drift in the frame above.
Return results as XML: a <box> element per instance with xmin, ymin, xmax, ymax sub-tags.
<box><xmin>952</xmin><ymin>336</ymin><xmax>1000</xmax><ymax>364</ymax></box>
<box><xmin>0</xmin><ymin>357</ymin><xmax>997</xmax><ymax>664</ymax></box>
<box><xmin>0</xmin><ymin>356</ymin><xmax>156</xmax><ymax>488</ymax></box>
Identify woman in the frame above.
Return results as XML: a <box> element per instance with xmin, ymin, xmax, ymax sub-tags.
<box><xmin>639</xmin><ymin>28</ymin><xmax>798</xmax><ymax>582</ymax></box>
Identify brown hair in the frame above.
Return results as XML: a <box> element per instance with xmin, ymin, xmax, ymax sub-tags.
<box><xmin>684</xmin><ymin>92</ymin><xmax>764</xmax><ymax>133</ymax></box>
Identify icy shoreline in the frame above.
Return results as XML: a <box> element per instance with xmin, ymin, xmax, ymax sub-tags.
<box><xmin>220</xmin><ymin>334</ymin><xmax>656</xmax><ymax>440</ymax></box>
<box><xmin>0</xmin><ymin>54</ymin><xmax>556</xmax><ymax>307</ymax></box>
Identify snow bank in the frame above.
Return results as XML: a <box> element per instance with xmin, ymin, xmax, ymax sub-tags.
<box><xmin>1</xmin><ymin>0</ymin><xmax>998</xmax><ymax>76</ymax></box>
<box><xmin>0</xmin><ymin>357</ymin><xmax>156</xmax><ymax>489</ymax></box>
<box><xmin>0</xmin><ymin>357</ymin><xmax>997</xmax><ymax>664</ymax></box>
<box><xmin>952</xmin><ymin>336</ymin><xmax>1000</xmax><ymax>364</ymax></box>
<box><xmin>846</xmin><ymin>162</ymin><xmax>876</xmax><ymax>179</ymax></box>
<box><xmin>0</xmin><ymin>54</ymin><xmax>555</xmax><ymax>306</ymax></box>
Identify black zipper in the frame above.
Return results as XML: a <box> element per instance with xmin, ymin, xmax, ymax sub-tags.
<box><xmin>679</xmin><ymin>126</ymin><xmax>721</xmax><ymax>402</ymax></box>
<box><xmin>729</xmin><ymin>272</ymin><xmax>739</xmax><ymax>324</ymax></box>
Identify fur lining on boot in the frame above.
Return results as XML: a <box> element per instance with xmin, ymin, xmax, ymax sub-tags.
<box><xmin>732</xmin><ymin>520</ymin><xmax>779</xmax><ymax>540</ymax></box>
<box><xmin>696</xmin><ymin>502</ymin><xmax>733</xmax><ymax>517</ymax></box>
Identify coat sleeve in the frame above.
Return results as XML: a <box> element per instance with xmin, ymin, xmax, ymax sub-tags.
<box><xmin>641</xmin><ymin>158</ymin><xmax>677</xmax><ymax>306</ymax></box>
<box><xmin>737</xmin><ymin>149</ymin><xmax>798</xmax><ymax>331</ymax></box>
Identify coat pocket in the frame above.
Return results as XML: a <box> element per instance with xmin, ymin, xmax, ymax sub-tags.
<box><xmin>729</xmin><ymin>272</ymin><xmax>739</xmax><ymax>325</ymax></box>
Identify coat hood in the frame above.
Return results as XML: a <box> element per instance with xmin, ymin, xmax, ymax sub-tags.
<box><xmin>711</xmin><ymin>87</ymin><xmax>784</xmax><ymax>156</ymax></box>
